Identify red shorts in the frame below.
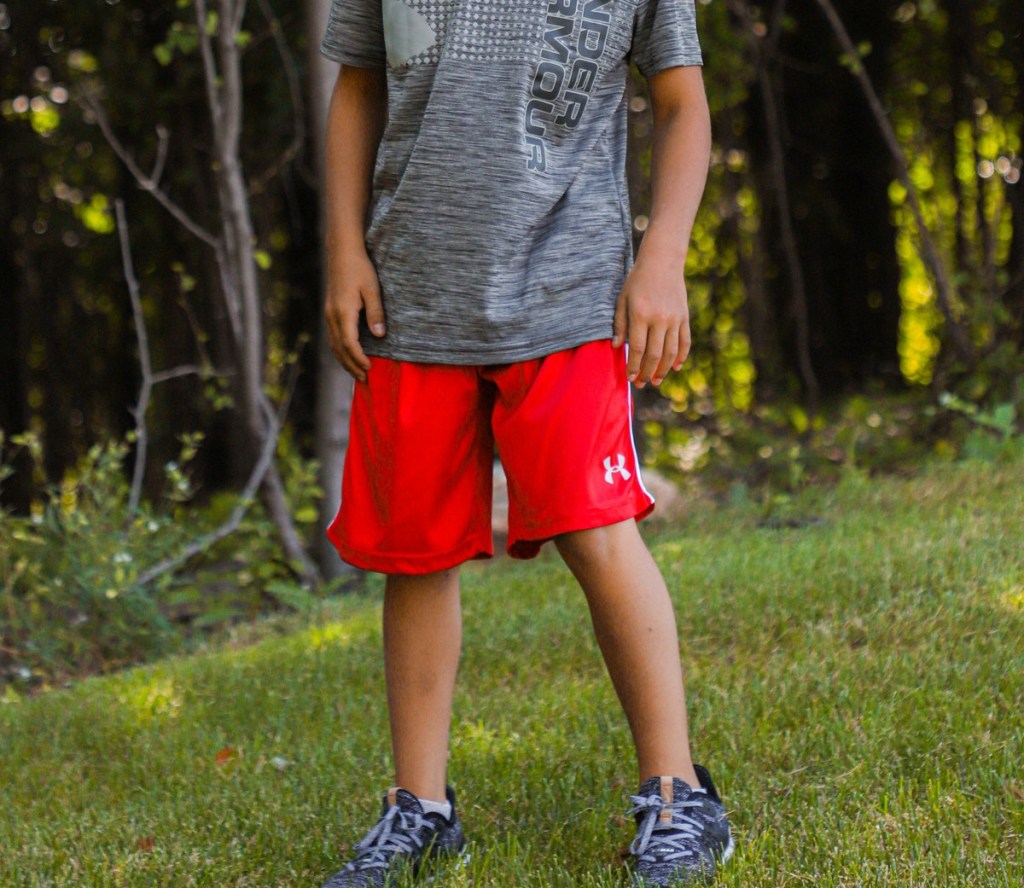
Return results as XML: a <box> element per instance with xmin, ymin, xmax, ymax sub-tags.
<box><xmin>327</xmin><ymin>339</ymin><xmax>655</xmax><ymax>574</ymax></box>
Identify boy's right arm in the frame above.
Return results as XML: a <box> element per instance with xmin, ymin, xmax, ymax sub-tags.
<box><xmin>324</xmin><ymin>64</ymin><xmax>388</xmax><ymax>382</ymax></box>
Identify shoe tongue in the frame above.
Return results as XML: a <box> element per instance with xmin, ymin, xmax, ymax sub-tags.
<box><xmin>637</xmin><ymin>776</ymin><xmax>699</xmax><ymax>803</ymax></box>
<box><xmin>384</xmin><ymin>787</ymin><xmax>425</xmax><ymax>815</ymax></box>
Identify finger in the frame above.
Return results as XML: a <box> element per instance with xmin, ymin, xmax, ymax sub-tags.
<box><xmin>651</xmin><ymin>327</ymin><xmax>678</xmax><ymax>386</ymax></box>
<box><xmin>341</xmin><ymin>310</ymin><xmax>371</xmax><ymax>382</ymax></box>
<box><xmin>324</xmin><ymin>302</ymin><xmax>347</xmax><ymax>364</ymax></box>
<box><xmin>362</xmin><ymin>283</ymin><xmax>386</xmax><ymax>337</ymax></box>
<box><xmin>673</xmin><ymin>318</ymin><xmax>692</xmax><ymax>371</ymax></box>
<box><xmin>626</xmin><ymin>316</ymin><xmax>648</xmax><ymax>383</ymax></box>
<box><xmin>635</xmin><ymin>324</ymin><xmax>665</xmax><ymax>387</ymax></box>
<box><xmin>337</xmin><ymin>340</ymin><xmax>364</xmax><ymax>381</ymax></box>
<box><xmin>612</xmin><ymin>291</ymin><xmax>627</xmax><ymax>349</ymax></box>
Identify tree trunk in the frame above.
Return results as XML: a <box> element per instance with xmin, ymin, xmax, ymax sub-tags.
<box><xmin>305</xmin><ymin>0</ymin><xmax>356</xmax><ymax>580</ymax></box>
<box><xmin>196</xmin><ymin>0</ymin><xmax>319</xmax><ymax>585</ymax></box>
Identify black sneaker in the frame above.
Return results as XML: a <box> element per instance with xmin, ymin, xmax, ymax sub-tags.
<box><xmin>322</xmin><ymin>786</ymin><xmax>467</xmax><ymax>887</ymax></box>
<box><xmin>628</xmin><ymin>765</ymin><xmax>734</xmax><ymax>886</ymax></box>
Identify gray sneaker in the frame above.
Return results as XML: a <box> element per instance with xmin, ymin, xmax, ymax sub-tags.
<box><xmin>322</xmin><ymin>786</ymin><xmax>467</xmax><ymax>887</ymax></box>
<box><xmin>628</xmin><ymin>765</ymin><xmax>734</xmax><ymax>886</ymax></box>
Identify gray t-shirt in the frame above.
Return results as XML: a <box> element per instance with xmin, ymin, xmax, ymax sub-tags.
<box><xmin>322</xmin><ymin>0</ymin><xmax>702</xmax><ymax>364</ymax></box>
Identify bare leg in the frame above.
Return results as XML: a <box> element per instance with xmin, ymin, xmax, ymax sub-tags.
<box><xmin>555</xmin><ymin>519</ymin><xmax>700</xmax><ymax>787</ymax></box>
<box><xmin>383</xmin><ymin>568</ymin><xmax>462</xmax><ymax>802</ymax></box>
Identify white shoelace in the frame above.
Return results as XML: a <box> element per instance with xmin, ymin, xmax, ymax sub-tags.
<box><xmin>346</xmin><ymin>804</ymin><xmax>432</xmax><ymax>872</ymax></box>
<box><xmin>628</xmin><ymin>794</ymin><xmax>708</xmax><ymax>862</ymax></box>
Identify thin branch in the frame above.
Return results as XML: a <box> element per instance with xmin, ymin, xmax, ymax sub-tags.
<box><xmin>234</xmin><ymin>0</ymin><xmax>249</xmax><ymax>40</ymax></box>
<box><xmin>133</xmin><ymin>397</ymin><xmax>280</xmax><ymax>588</ymax></box>
<box><xmin>152</xmin><ymin>364</ymin><xmax>209</xmax><ymax>385</ymax></box>
<box><xmin>174</xmin><ymin>291</ymin><xmax>218</xmax><ymax>370</ymax></box>
<box><xmin>115</xmin><ymin>199</ymin><xmax>153</xmax><ymax>523</ymax></box>
<box><xmin>151</xmin><ymin>124</ymin><xmax>170</xmax><ymax>189</ymax></box>
<box><xmin>811</xmin><ymin>0</ymin><xmax>976</xmax><ymax>364</ymax></box>
<box><xmin>244</xmin><ymin>1</ymin><xmax>308</xmax><ymax>195</ymax></box>
<box><xmin>213</xmin><ymin>241</ymin><xmax>245</xmax><ymax>349</ymax></box>
<box><xmin>83</xmin><ymin>93</ymin><xmax>219</xmax><ymax>249</ymax></box>
<box><xmin>255</xmin><ymin>361</ymin><xmax>321</xmax><ymax>586</ymax></box>
<box><xmin>194</xmin><ymin>0</ymin><xmax>225</xmax><ymax>142</ymax></box>
<box><xmin>248</xmin><ymin>143</ymin><xmax>301</xmax><ymax>195</ymax></box>
<box><xmin>274</xmin><ymin>336</ymin><xmax>309</xmax><ymax>424</ymax></box>
<box><xmin>764</xmin><ymin>0</ymin><xmax>787</xmax><ymax>55</ymax></box>
<box><xmin>253</xmin><ymin>348</ymin><xmax>320</xmax><ymax>587</ymax></box>
<box><xmin>96</xmin><ymin>15</ymin><xmax>244</xmax><ymax>348</ymax></box>
<box><xmin>116</xmin><ymin>205</ymin><xmax>229</xmax><ymax>522</ymax></box>
<box><xmin>995</xmin><ymin>266</ymin><xmax>1024</xmax><ymax>304</ymax></box>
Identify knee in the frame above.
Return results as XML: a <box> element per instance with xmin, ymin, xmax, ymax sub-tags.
<box><xmin>554</xmin><ymin>520</ymin><xmax>632</xmax><ymax>573</ymax></box>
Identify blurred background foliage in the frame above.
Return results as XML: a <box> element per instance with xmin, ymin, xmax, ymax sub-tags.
<box><xmin>1</xmin><ymin>0</ymin><xmax>1023</xmax><ymax>687</ymax></box>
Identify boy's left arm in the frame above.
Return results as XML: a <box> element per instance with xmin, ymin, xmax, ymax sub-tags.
<box><xmin>612</xmin><ymin>65</ymin><xmax>712</xmax><ymax>388</ymax></box>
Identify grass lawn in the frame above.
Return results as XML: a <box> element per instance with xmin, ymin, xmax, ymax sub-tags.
<box><xmin>2</xmin><ymin>451</ymin><xmax>1023</xmax><ymax>886</ymax></box>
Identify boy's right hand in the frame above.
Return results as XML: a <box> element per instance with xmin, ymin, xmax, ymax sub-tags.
<box><xmin>324</xmin><ymin>247</ymin><xmax>386</xmax><ymax>382</ymax></box>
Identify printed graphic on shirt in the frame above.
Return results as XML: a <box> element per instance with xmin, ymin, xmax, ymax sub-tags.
<box><xmin>375</xmin><ymin>0</ymin><xmax>548</xmax><ymax>68</ymax></box>
<box><xmin>524</xmin><ymin>0</ymin><xmax>616</xmax><ymax>173</ymax></box>
<box><xmin>383</xmin><ymin>0</ymin><xmax>438</xmax><ymax>68</ymax></box>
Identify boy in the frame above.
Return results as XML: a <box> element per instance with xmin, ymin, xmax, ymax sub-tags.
<box><xmin>318</xmin><ymin>0</ymin><xmax>733</xmax><ymax>885</ymax></box>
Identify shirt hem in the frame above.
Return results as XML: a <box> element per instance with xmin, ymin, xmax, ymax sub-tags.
<box><xmin>362</xmin><ymin>324</ymin><xmax>617</xmax><ymax>365</ymax></box>
<box><xmin>636</xmin><ymin>51</ymin><xmax>704</xmax><ymax>79</ymax></box>
<box><xmin>319</xmin><ymin>42</ymin><xmax>386</xmax><ymax>69</ymax></box>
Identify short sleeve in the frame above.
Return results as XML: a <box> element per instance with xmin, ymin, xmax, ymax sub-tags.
<box><xmin>630</xmin><ymin>0</ymin><xmax>704</xmax><ymax>78</ymax></box>
<box><xmin>321</xmin><ymin>0</ymin><xmax>386</xmax><ymax>68</ymax></box>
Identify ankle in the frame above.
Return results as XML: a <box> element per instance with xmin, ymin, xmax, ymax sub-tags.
<box><xmin>393</xmin><ymin>777</ymin><xmax>447</xmax><ymax>806</ymax></box>
<box><xmin>639</xmin><ymin>764</ymin><xmax>700</xmax><ymax>790</ymax></box>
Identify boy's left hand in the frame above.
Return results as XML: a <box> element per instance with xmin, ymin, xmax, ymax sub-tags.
<box><xmin>612</xmin><ymin>256</ymin><xmax>691</xmax><ymax>388</ymax></box>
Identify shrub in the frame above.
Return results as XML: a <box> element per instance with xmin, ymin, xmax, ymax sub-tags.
<box><xmin>0</xmin><ymin>428</ymin><xmax>323</xmax><ymax>693</ymax></box>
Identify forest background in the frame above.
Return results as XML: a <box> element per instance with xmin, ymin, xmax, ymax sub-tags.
<box><xmin>1</xmin><ymin>0</ymin><xmax>1023</xmax><ymax>690</ymax></box>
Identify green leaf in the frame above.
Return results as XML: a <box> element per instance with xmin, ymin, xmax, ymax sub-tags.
<box><xmin>266</xmin><ymin>581</ymin><xmax>318</xmax><ymax>613</ymax></box>
<box><xmin>192</xmin><ymin>605</ymin><xmax>242</xmax><ymax>629</ymax></box>
<box><xmin>153</xmin><ymin>44</ymin><xmax>173</xmax><ymax>66</ymax></box>
<box><xmin>295</xmin><ymin>506</ymin><xmax>318</xmax><ymax>524</ymax></box>
<box><xmin>77</xmin><ymin>194</ymin><xmax>115</xmax><ymax>235</ymax></box>
<box><xmin>990</xmin><ymin>403</ymin><xmax>1016</xmax><ymax>438</ymax></box>
<box><xmin>253</xmin><ymin>250</ymin><xmax>272</xmax><ymax>271</ymax></box>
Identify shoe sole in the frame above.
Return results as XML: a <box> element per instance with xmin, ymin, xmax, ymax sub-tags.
<box><xmin>721</xmin><ymin>832</ymin><xmax>736</xmax><ymax>864</ymax></box>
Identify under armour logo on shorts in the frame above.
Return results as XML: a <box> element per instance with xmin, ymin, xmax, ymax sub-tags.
<box><xmin>603</xmin><ymin>454</ymin><xmax>631</xmax><ymax>484</ymax></box>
